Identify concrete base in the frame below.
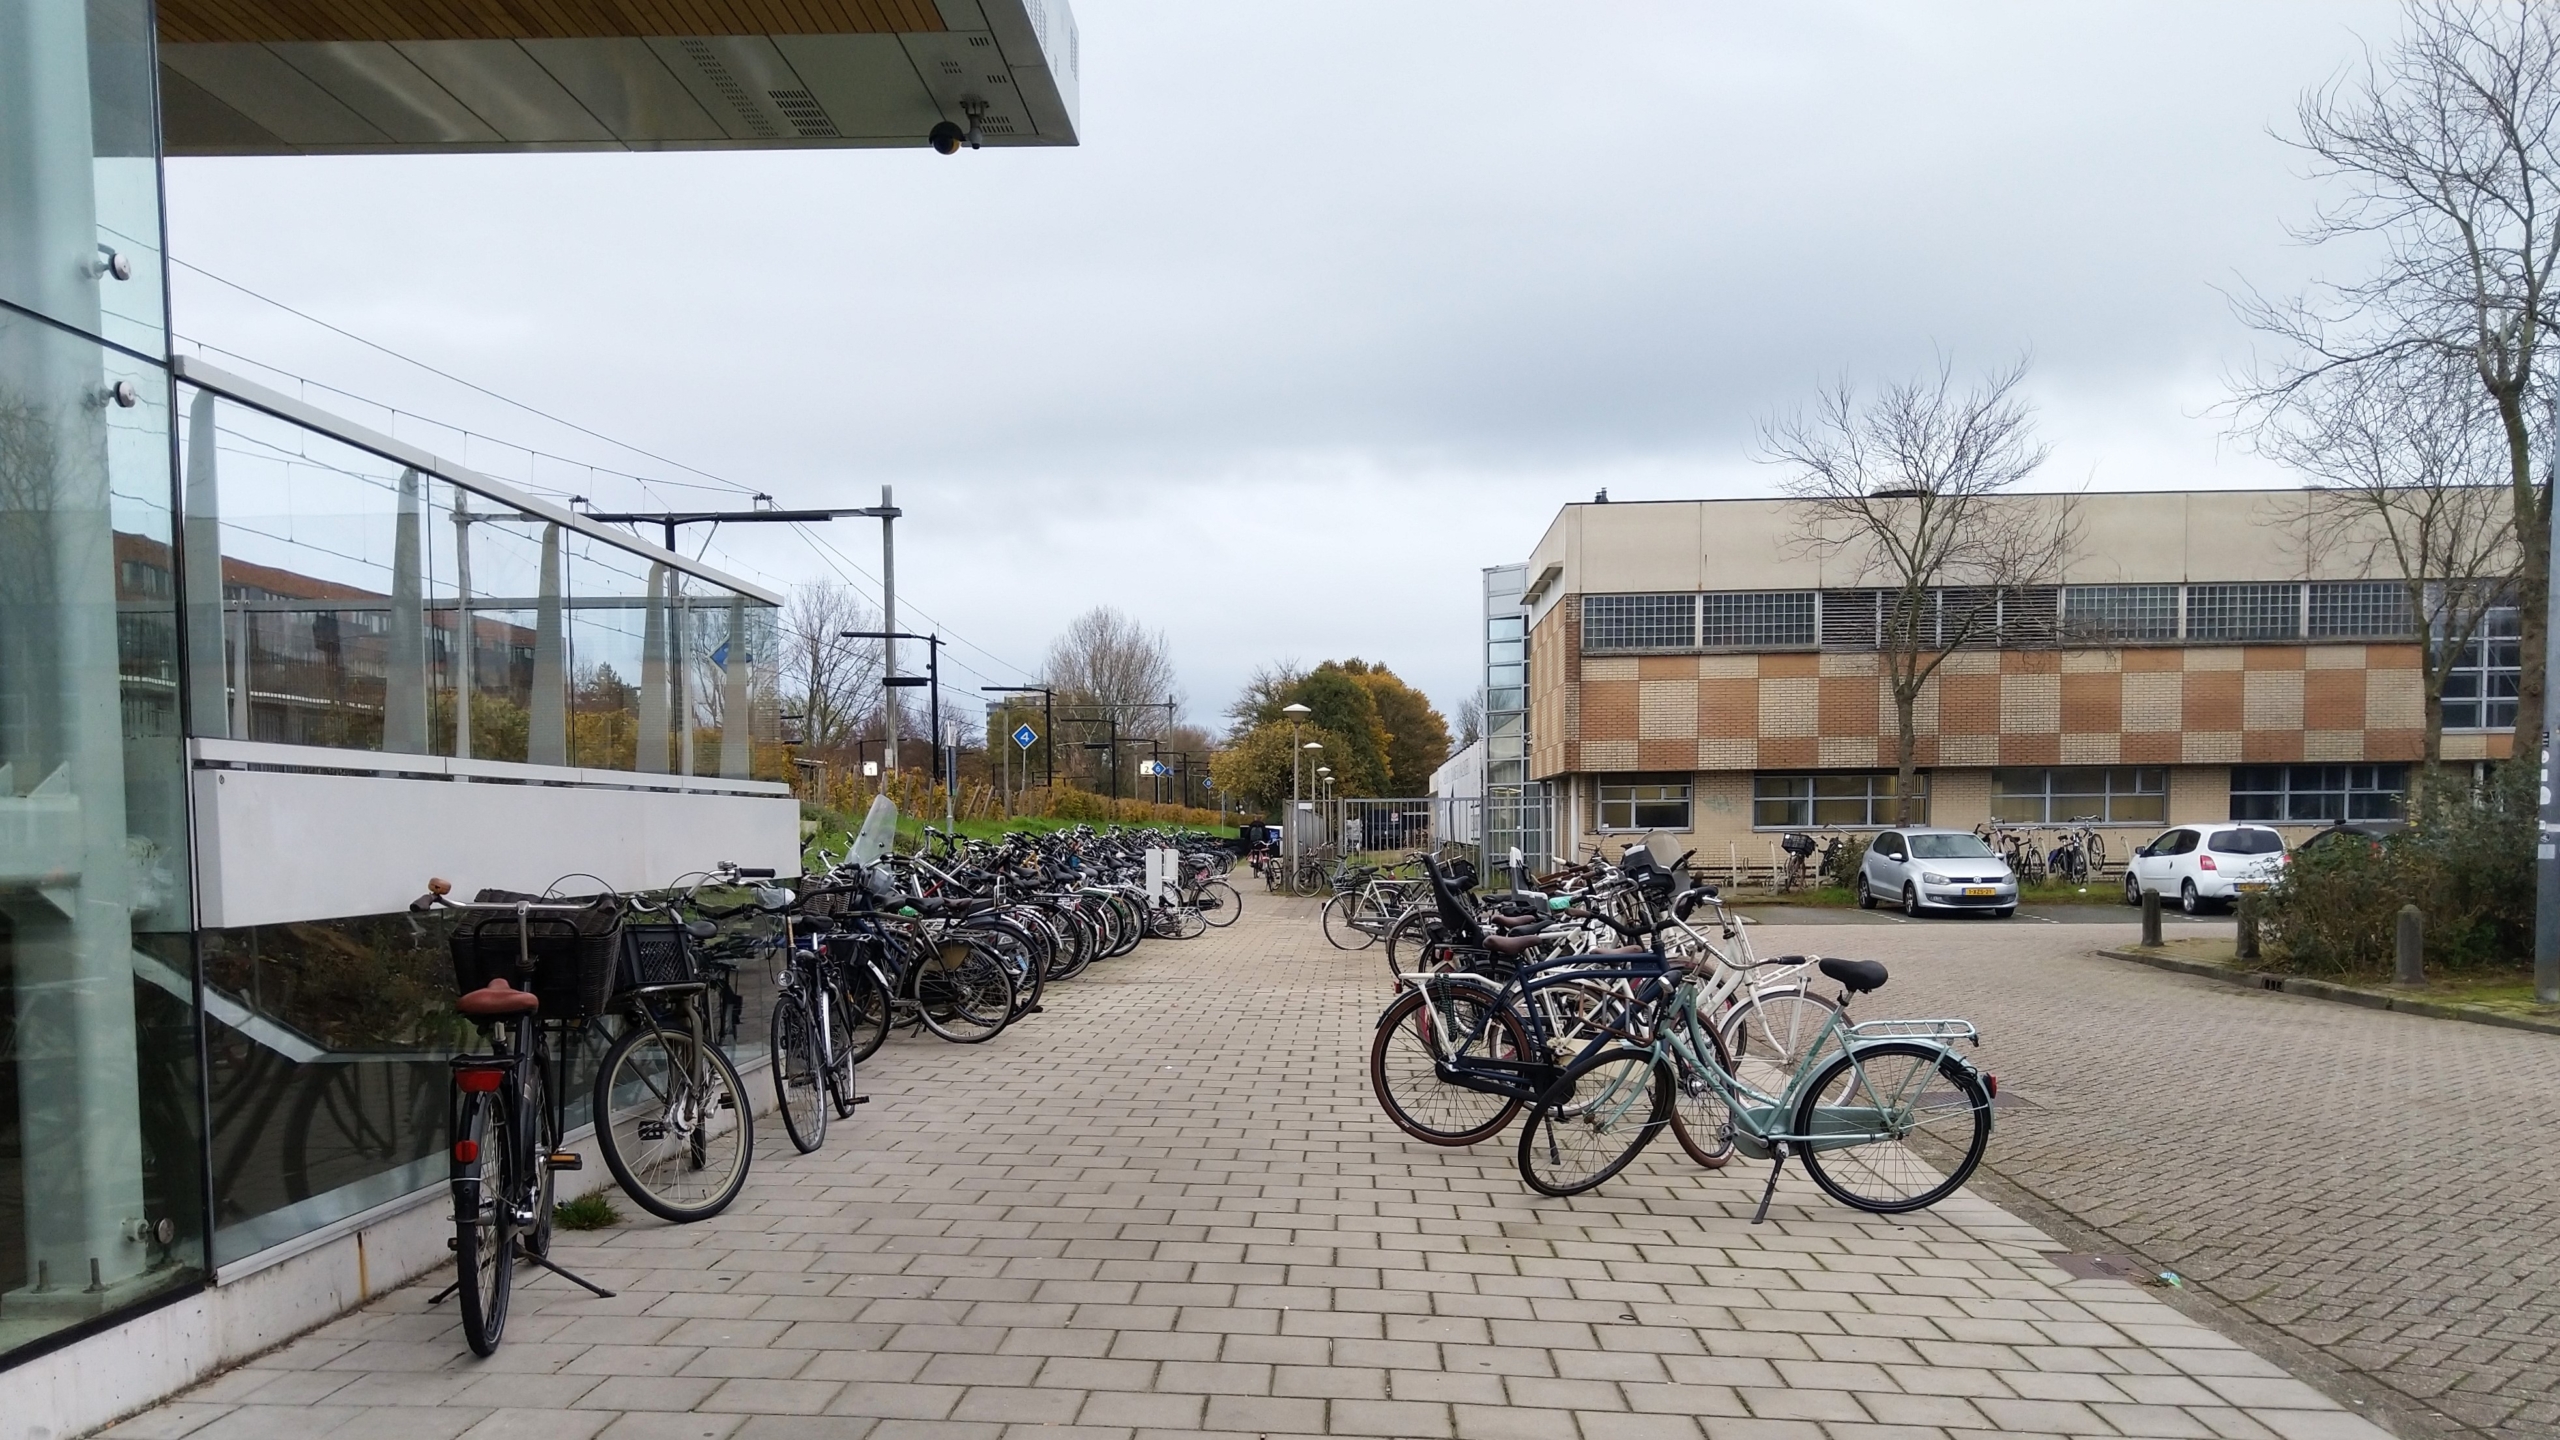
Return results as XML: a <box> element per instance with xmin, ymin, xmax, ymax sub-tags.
<box><xmin>13</xmin><ymin>1055</ymin><xmax>773</xmax><ymax>1440</ymax></box>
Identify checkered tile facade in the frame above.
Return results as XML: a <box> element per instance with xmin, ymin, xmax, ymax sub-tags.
<box><xmin>1528</xmin><ymin>597</ymin><xmax>2491</xmax><ymax>778</ymax></box>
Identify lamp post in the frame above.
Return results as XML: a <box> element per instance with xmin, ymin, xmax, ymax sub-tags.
<box><xmin>1282</xmin><ymin>702</ymin><xmax>1311</xmax><ymax>890</ymax></box>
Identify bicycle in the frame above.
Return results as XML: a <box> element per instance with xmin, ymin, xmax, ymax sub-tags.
<box><xmin>1321</xmin><ymin>865</ymin><xmax>1422</xmax><ymax>950</ymax></box>
<box><xmin>414</xmin><ymin>881</ymin><xmax>620</xmax><ymax>1356</ymax></box>
<box><xmin>1515</xmin><ymin>951</ymin><xmax>1994</xmax><ymax>1221</ymax></box>
<box><xmin>767</xmin><ymin>917</ymin><xmax>867</xmax><ymax>1155</ymax></box>
<box><xmin>2044</xmin><ymin>819</ymin><xmax>2106</xmax><ymax>885</ymax></box>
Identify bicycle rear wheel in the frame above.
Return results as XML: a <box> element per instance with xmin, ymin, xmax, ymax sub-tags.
<box><xmin>1516</xmin><ymin>1047</ymin><xmax>1669</xmax><ymax>1197</ymax></box>
<box><xmin>1719</xmin><ymin>986</ymin><xmax>1839</xmax><ymax>1079</ymax></box>
<box><xmin>1195</xmin><ymin>879</ymin><xmax>1242</xmax><ymax>927</ymax></box>
<box><xmin>1792</xmin><ymin>1041</ymin><xmax>1991</xmax><ymax>1214</ymax></box>
<box><xmin>594</xmin><ymin>1019</ymin><xmax>754</xmax><ymax>1222</ymax></box>
<box><xmin>916</xmin><ymin>941</ymin><xmax>1016</xmax><ymax>1043</ymax></box>
<box><xmin>836</xmin><ymin>961</ymin><xmax>892</xmax><ymax>1063</ymax></box>
<box><xmin>452</xmin><ymin>1092</ymin><xmax>513</xmax><ymax>1356</ymax></box>
<box><xmin>1368</xmin><ymin>986</ymin><xmax>1529</xmax><ymax>1145</ymax></box>
<box><xmin>770</xmin><ymin>988</ymin><xmax>826</xmax><ymax>1154</ymax></box>
<box><xmin>819</xmin><ymin>986</ymin><xmax>860</xmax><ymax>1119</ymax></box>
<box><xmin>1321</xmin><ymin>893</ymin><xmax>1374</xmax><ymax>950</ymax></box>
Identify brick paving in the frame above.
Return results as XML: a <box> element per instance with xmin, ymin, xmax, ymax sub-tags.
<box><xmin>1751</xmin><ymin>915</ymin><xmax>2560</xmax><ymax>1440</ymax></box>
<box><xmin>108</xmin><ymin>896</ymin><xmax>2402</xmax><ymax>1440</ymax></box>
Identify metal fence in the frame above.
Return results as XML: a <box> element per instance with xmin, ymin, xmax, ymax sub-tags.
<box><xmin>1300</xmin><ymin>788</ymin><xmax>1556</xmax><ymax>874</ymax></box>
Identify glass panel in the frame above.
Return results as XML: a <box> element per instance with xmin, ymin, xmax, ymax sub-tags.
<box><xmin>1700</xmin><ymin>591</ymin><xmax>1815</xmax><ymax>648</ymax></box>
<box><xmin>2062</xmin><ymin>585</ymin><xmax>2178</xmax><ymax>642</ymax></box>
<box><xmin>2308</xmin><ymin>581</ymin><xmax>2414</xmax><ymax>639</ymax></box>
<box><xmin>0</xmin><ymin>0</ymin><xmax>168</xmax><ymax>356</ymax></box>
<box><xmin>0</xmin><ymin>318</ymin><xmax>204</xmax><ymax>1359</ymax></box>
<box><xmin>2186</xmin><ymin>583</ymin><xmax>2301</xmax><ymax>641</ymax></box>
<box><xmin>1487</xmin><ymin>616</ymin><xmax>1523</xmax><ymax>640</ymax></box>
<box><xmin>1486</xmin><ymin>640</ymin><xmax>1523</xmax><ymax>664</ymax></box>
<box><xmin>1581</xmin><ymin>594</ymin><xmax>1696</xmax><ymax>652</ymax></box>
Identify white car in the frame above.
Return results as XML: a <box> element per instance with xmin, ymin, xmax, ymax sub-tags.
<box><xmin>1856</xmin><ymin>828</ymin><xmax>2020</xmax><ymax>918</ymax></box>
<box><xmin>2124</xmin><ymin>823</ymin><xmax>2286</xmax><ymax>914</ymax></box>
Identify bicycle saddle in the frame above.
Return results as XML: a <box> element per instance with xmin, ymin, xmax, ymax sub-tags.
<box><xmin>457</xmin><ymin>976</ymin><xmax>541</xmax><ymax>1017</ymax></box>
<box><xmin>1487</xmin><ymin>911</ymin><xmax>1544</xmax><ymax>930</ymax></box>
<box><xmin>1815</xmin><ymin>957</ymin><xmax>1889</xmax><ymax>995</ymax></box>
<box><xmin>1484</xmin><ymin>930</ymin><xmax>1553</xmax><ymax>956</ymax></box>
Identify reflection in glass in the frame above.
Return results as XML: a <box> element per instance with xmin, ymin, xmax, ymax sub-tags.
<box><xmin>0</xmin><ymin>0</ymin><xmax>168</xmax><ymax>356</ymax></box>
<box><xmin>0</xmin><ymin>315</ymin><xmax>203</xmax><ymax>1359</ymax></box>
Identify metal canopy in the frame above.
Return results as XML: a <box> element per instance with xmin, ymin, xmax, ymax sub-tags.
<box><xmin>156</xmin><ymin>0</ymin><xmax>1078</xmax><ymax>156</ymax></box>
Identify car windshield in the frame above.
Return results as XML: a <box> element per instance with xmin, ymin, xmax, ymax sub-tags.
<box><xmin>2209</xmin><ymin>829</ymin><xmax>2284</xmax><ymax>855</ymax></box>
<box><xmin>1908</xmin><ymin>834</ymin><xmax>1996</xmax><ymax>860</ymax></box>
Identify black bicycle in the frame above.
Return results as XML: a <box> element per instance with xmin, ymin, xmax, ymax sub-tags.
<box><xmin>415</xmin><ymin>881</ymin><xmax>618</xmax><ymax>1356</ymax></box>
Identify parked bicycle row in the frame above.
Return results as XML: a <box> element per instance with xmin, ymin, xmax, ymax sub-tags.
<box><xmin>1363</xmin><ymin>840</ymin><xmax>1998</xmax><ymax>1215</ymax></box>
<box><xmin>418</xmin><ymin>800</ymin><xmax>1242</xmax><ymax>1356</ymax></box>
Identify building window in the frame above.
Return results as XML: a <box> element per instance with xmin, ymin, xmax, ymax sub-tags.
<box><xmin>1752</xmin><ymin>771</ymin><xmax>1929</xmax><ymax>829</ymax></box>
<box><xmin>2230</xmin><ymin>764</ymin><xmax>2408</xmax><ymax>822</ymax></box>
<box><xmin>1701</xmin><ymin>591</ymin><xmax>1816</xmax><ymax>648</ymax></box>
<box><xmin>1581</xmin><ymin>594</ymin><xmax>1696</xmax><ymax>652</ymax></box>
<box><xmin>2186</xmin><ymin>582</ymin><xmax>2301</xmax><ymax>641</ymax></box>
<box><xmin>2308</xmin><ymin>581</ymin><xmax>2414</xmax><ymax>639</ymax></box>
<box><xmin>2062</xmin><ymin>584</ymin><xmax>2179</xmax><ymax>641</ymax></box>
<box><xmin>1990</xmin><ymin>766</ymin><xmax>2166</xmax><ymax>824</ymax></box>
<box><xmin>2442</xmin><ymin>605</ymin><xmax>2521</xmax><ymax>731</ymax></box>
<box><xmin>1597</xmin><ymin>779</ymin><xmax>1692</xmax><ymax>831</ymax></box>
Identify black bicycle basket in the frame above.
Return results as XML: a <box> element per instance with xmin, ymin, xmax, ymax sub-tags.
<box><xmin>619</xmin><ymin>923</ymin><xmax>703</xmax><ymax>991</ymax></box>
<box><xmin>450</xmin><ymin>902</ymin><xmax>620</xmax><ymax>1021</ymax></box>
<box><xmin>1779</xmin><ymin>832</ymin><xmax>1817</xmax><ymax>857</ymax></box>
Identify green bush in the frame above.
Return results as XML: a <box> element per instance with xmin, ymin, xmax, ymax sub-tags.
<box><xmin>1825</xmin><ymin>835</ymin><xmax>1868</xmax><ymax>889</ymax></box>
<box><xmin>2261</xmin><ymin>765</ymin><xmax>2533</xmax><ymax>978</ymax></box>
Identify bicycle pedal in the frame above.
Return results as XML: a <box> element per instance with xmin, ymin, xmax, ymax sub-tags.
<box><xmin>1028</xmin><ymin>1005</ymin><xmax>1045</xmax><ymax>1014</ymax></box>
<box><xmin>546</xmin><ymin>1152</ymin><xmax>582</xmax><ymax>1170</ymax></box>
<box><xmin>852</xmin><ymin>1095</ymin><xmax>872</xmax><ymax>1106</ymax></box>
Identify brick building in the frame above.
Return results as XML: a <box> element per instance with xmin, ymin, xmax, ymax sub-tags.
<box><xmin>1508</xmin><ymin>491</ymin><xmax>2517</xmax><ymax>870</ymax></box>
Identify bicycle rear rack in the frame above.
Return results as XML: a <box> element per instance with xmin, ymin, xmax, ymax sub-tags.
<box><xmin>1844</xmin><ymin>1017</ymin><xmax>1980</xmax><ymax>1045</ymax></box>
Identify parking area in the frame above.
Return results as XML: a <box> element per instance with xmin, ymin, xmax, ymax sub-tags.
<box><xmin>1749</xmin><ymin>915</ymin><xmax>2560</xmax><ymax>1440</ymax></box>
<box><xmin>103</xmin><ymin>895</ymin><xmax>2409</xmax><ymax>1440</ymax></box>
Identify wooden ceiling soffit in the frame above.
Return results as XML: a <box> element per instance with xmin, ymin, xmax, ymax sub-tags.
<box><xmin>158</xmin><ymin>0</ymin><xmax>949</xmax><ymax>45</ymax></box>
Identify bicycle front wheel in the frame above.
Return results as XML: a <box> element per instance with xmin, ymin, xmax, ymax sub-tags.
<box><xmin>594</xmin><ymin>1021</ymin><xmax>754</xmax><ymax>1222</ymax></box>
<box><xmin>770</xmin><ymin>989</ymin><xmax>826</xmax><ymax>1154</ymax></box>
<box><xmin>1195</xmin><ymin>879</ymin><xmax>1242</xmax><ymax>927</ymax></box>
<box><xmin>1719</xmin><ymin>986</ymin><xmax>1838</xmax><ymax>1080</ymax></box>
<box><xmin>452</xmin><ymin>1092</ymin><xmax>513</xmax><ymax>1356</ymax></box>
<box><xmin>1792</xmin><ymin>1041</ymin><xmax>1991</xmax><ymax>1214</ymax></box>
<box><xmin>820</xmin><ymin>986</ymin><xmax>860</xmax><ymax>1120</ymax></box>
<box><xmin>1516</xmin><ymin>1047</ymin><xmax>1669</xmax><ymax>1198</ymax></box>
<box><xmin>1321</xmin><ymin>894</ymin><xmax>1374</xmax><ymax>950</ymax></box>
<box><xmin>1368</xmin><ymin>987</ymin><xmax>1529</xmax><ymax>1146</ymax></box>
<box><xmin>1666</xmin><ymin>1048</ymin><xmax>1736</xmax><ymax>1170</ymax></box>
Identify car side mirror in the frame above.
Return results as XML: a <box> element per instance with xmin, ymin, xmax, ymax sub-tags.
<box><xmin>2134</xmin><ymin>845</ymin><xmax>2152</xmax><ymax>857</ymax></box>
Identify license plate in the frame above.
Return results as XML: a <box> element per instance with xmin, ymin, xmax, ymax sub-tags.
<box><xmin>1963</xmin><ymin>887</ymin><xmax>1997</xmax><ymax>897</ymax></box>
<box><xmin>2238</xmin><ymin>882</ymin><xmax>2268</xmax><ymax>892</ymax></box>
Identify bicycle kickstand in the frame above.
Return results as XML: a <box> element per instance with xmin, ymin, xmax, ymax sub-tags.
<box><xmin>515</xmin><ymin>1242</ymin><xmax>618</xmax><ymax>1299</ymax></box>
<box><xmin>1750</xmin><ymin>1145</ymin><xmax>1788</xmax><ymax>1226</ymax></box>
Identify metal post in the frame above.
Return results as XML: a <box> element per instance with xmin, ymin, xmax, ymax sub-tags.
<box><xmin>927</xmin><ymin>634</ymin><xmax>942</xmax><ymax>786</ymax></box>
<box><xmin>881</xmin><ymin>484</ymin><xmax>898</xmax><ymax>775</ymax></box>
<box><xmin>2139</xmin><ymin>886</ymin><xmax>2163</xmax><ymax>948</ymax></box>
<box><xmin>2396</xmin><ymin>904</ymin><xmax>2427</xmax><ymax>987</ymax></box>
<box><xmin>2542</xmin><ymin>475</ymin><xmax>2560</xmax><ymax>1000</ymax></box>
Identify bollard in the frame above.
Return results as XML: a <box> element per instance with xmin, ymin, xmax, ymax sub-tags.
<box><xmin>2139</xmin><ymin>886</ymin><xmax>2163</xmax><ymax>947</ymax></box>
<box><xmin>2396</xmin><ymin>904</ymin><xmax>2425</xmax><ymax>987</ymax></box>
<box><xmin>2235</xmin><ymin>892</ymin><xmax>2261</xmax><ymax>962</ymax></box>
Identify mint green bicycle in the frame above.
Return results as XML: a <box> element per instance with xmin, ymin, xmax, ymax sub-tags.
<box><xmin>1516</xmin><ymin>953</ymin><xmax>1995</xmax><ymax>1219</ymax></box>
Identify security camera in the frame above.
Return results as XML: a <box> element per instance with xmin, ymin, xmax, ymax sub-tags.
<box><xmin>930</xmin><ymin>120</ymin><xmax>965</xmax><ymax>154</ymax></box>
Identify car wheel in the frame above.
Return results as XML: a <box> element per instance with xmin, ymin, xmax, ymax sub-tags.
<box><xmin>1903</xmin><ymin>884</ymin><xmax>1923</xmax><ymax>918</ymax></box>
<box><xmin>2123</xmin><ymin>873</ymin><xmax>2142</xmax><ymax>907</ymax></box>
<box><xmin>1855</xmin><ymin>876</ymin><xmax>1875</xmax><ymax>910</ymax></box>
<box><xmin>2180</xmin><ymin>880</ymin><xmax>2202</xmax><ymax>915</ymax></box>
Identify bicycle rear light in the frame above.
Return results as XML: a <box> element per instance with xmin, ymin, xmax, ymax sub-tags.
<box><xmin>451</xmin><ymin>1139</ymin><xmax>479</xmax><ymax>1164</ymax></box>
<box><xmin>455</xmin><ymin>1068</ymin><xmax>505</xmax><ymax>1093</ymax></box>
<box><xmin>1985</xmin><ymin>1074</ymin><xmax>1999</xmax><ymax>1098</ymax></box>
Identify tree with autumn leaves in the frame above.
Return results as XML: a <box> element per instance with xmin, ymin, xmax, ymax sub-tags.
<box><xmin>1210</xmin><ymin>659</ymin><xmax>1452</xmax><ymax>810</ymax></box>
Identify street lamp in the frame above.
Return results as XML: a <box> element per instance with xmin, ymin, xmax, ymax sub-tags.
<box><xmin>1282</xmin><ymin>702</ymin><xmax>1311</xmax><ymax>888</ymax></box>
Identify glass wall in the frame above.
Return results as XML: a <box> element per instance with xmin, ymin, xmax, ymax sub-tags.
<box><xmin>173</xmin><ymin>386</ymin><xmax>781</xmax><ymax>777</ymax></box>
<box><xmin>0</xmin><ymin>0</ymin><xmax>206</xmax><ymax>1365</ymax></box>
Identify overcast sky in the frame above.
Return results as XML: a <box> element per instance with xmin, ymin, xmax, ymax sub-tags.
<box><xmin>163</xmin><ymin>0</ymin><xmax>2406</xmax><ymax>732</ymax></box>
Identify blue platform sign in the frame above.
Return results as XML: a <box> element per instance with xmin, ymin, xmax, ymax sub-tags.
<box><xmin>1012</xmin><ymin>723</ymin><xmax>1038</xmax><ymax>750</ymax></box>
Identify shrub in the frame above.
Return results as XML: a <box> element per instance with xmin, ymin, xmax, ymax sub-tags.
<box><xmin>1825</xmin><ymin>835</ymin><xmax>1868</xmax><ymax>889</ymax></box>
<box><xmin>2261</xmin><ymin>764</ymin><xmax>2533</xmax><ymax>978</ymax></box>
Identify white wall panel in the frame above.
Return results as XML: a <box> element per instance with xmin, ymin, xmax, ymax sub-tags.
<box><xmin>192</xmin><ymin>745</ymin><xmax>796</xmax><ymax>928</ymax></box>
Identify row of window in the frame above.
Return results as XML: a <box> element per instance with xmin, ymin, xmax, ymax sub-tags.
<box><xmin>1581</xmin><ymin>581</ymin><xmax>2469</xmax><ymax>653</ymax></box>
<box><xmin>1597</xmin><ymin>763</ymin><xmax>2411</xmax><ymax>832</ymax></box>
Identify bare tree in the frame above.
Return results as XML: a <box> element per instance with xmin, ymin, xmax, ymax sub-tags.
<box><xmin>1224</xmin><ymin>659</ymin><xmax>1306</xmax><ymax>739</ymax></box>
<box><xmin>1043</xmin><ymin>606</ymin><xmax>1182</xmax><ymax>785</ymax></box>
<box><xmin>1760</xmin><ymin>358</ymin><xmax>2071</xmax><ymax>823</ymax></box>
<box><xmin>1455</xmin><ymin>687</ymin><xmax>1485</xmax><ymax>748</ymax></box>
<box><xmin>2265</xmin><ymin>356</ymin><xmax>2522</xmax><ymax>798</ymax></box>
<box><xmin>2235</xmin><ymin>0</ymin><xmax>2560</xmax><ymax>762</ymax></box>
<box><xmin>779</xmin><ymin>579</ymin><xmax>881</xmax><ymax>757</ymax></box>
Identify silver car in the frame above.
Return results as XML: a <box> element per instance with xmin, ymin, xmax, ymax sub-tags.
<box><xmin>1857</xmin><ymin>828</ymin><xmax>2019</xmax><ymax>918</ymax></box>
